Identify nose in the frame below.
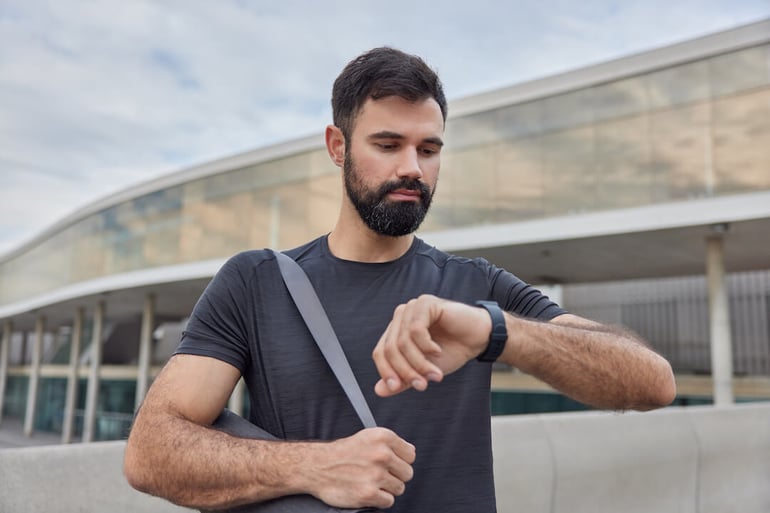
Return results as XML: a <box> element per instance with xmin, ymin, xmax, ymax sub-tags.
<box><xmin>396</xmin><ymin>147</ymin><xmax>423</xmax><ymax>180</ymax></box>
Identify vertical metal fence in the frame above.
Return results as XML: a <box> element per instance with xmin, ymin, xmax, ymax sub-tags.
<box><xmin>563</xmin><ymin>269</ymin><xmax>770</xmax><ymax>376</ymax></box>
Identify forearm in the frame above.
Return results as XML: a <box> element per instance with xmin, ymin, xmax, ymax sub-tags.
<box><xmin>124</xmin><ymin>409</ymin><xmax>317</xmax><ymax>509</ymax></box>
<box><xmin>500</xmin><ymin>314</ymin><xmax>676</xmax><ymax>410</ymax></box>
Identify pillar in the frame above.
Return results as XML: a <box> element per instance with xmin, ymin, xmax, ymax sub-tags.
<box><xmin>83</xmin><ymin>301</ymin><xmax>105</xmax><ymax>442</ymax></box>
<box><xmin>706</xmin><ymin>230</ymin><xmax>734</xmax><ymax>405</ymax></box>
<box><xmin>23</xmin><ymin>314</ymin><xmax>45</xmax><ymax>437</ymax></box>
<box><xmin>62</xmin><ymin>307</ymin><xmax>84</xmax><ymax>444</ymax></box>
<box><xmin>135</xmin><ymin>293</ymin><xmax>155</xmax><ymax>412</ymax></box>
<box><xmin>0</xmin><ymin>319</ymin><xmax>12</xmax><ymax>426</ymax></box>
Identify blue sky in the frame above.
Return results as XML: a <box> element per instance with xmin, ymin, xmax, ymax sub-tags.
<box><xmin>1</xmin><ymin>0</ymin><xmax>768</xmax><ymax>256</ymax></box>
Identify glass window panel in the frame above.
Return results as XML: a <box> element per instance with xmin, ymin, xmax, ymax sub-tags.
<box><xmin>542</xmin><ymin>89</ymin><xmax>594</xmax><ymax>132</ymax></box>
<box><xmin>181</xmin><ymin>191</ymin><xmax>256</xmax><ymax>260</ymax></box>
<box><xmin>443</xmin><ymin>146</ymin><xmax>496</xmax><ymax>226</ymax></box>
<box><xmin>594</xmin><ymin>115</ymin><xmax>653</xmax><ymax>209</ymax></box>
<box><xmin>494</xmin><ymin>138</ymin><xmax>544</xmax><ymax>221</ymax></box>
<box><xmin>650</xmin><ymin>103</ymin><xmax>711</xmax><ymax>200</ymax></box>
<box><xmin>541</xmin><ymin>127</ymin><xmax>596</xmax><ymax>214</ymax></box>
<box><xmin>592</xmin><ymin>76</ymin><xmax>650</xmax><ymax>122</ymax></box>
<box><xmin>420</xmin><ymin>150</ymin><xmax>457</xmax><ymax>232</ymax></box>
<box><xmin>72</xmin><ymin>217</ymin><xmax>105</xmax><ymax>282</ymax></box>
<box><xmin>247</xmin><ymin>191</ymin><xmax>274</xmax><ymax>249</ymax></box>
<box><xmin>273</xmin><ymin>182</ymin><xmax>311</xmax><ymax>249</ymax></box>
<box><xmin>308</xmin><ymin>148</ymin><xmax>340</xmax><ymax>179</ymax></box>
<box><xmin>306</xmin><ymin>173</ymin><xmax>341</xmax><ymax>238</ymax></box>
<box><xmin>495</xmin><ymin>100</ymin><xmax>543</xmax><ymax>140</ymax></box>
<box><xmin>179</xmin><ymin>179</ymin><xmax>209</xmax><ymax>262</ymax></box>
<box><xmin>595</xmin><ymin>114</ymin><xmax>650</xmax><ymax>159</ymax></box>
<box><xmin>444</xmin><ymin>110</ymin><xmax>499</xmax><ymax>150</ymax></box>
<box><xmin>712</xmin><ymin>89</ymin><xmax>770</xmax><ymax>193</ymax></box>
<box><xmin>646</xmin><ymin>60</ymin><xmax>710</xmax><ymax>109</ymax></box>
<box><xmin>709</xmin><ymin>45</ymin><xmax>769</xmax><ymax>98</ymax></box>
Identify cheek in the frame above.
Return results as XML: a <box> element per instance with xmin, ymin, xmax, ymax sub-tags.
<box><xmin>355</xmin><ymin>152</ymin><xmax>391</xmax><ymax>180</ymax></box>
<box><xmin>422</xmin><ymin>158</ymin><xmax>440</xmax><ymax>185</ymax></box>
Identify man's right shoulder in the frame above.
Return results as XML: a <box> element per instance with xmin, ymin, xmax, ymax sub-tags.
<box><xmin>223</xmin><ymin>248</ymin><xmax>275</xmax><ymax>270</ymax></box>
<box><xmin>221</xmin><ymin>236</ymin><xmax>326</xmax><ymax>275</ymax></box>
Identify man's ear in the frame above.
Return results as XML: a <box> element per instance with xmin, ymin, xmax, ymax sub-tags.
<box><xmin>325</xmin><ymin>125</ymin><xmax>345</xmax><ymax>168</ymax></box>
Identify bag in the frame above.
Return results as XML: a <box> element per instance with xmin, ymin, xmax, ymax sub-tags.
<box><xmin>203</xmin><ymin>409</ymin><xmax>374</xmax><ymax>513</ymax></box>
<box><xmin>202</xmin><ymin>251</ymin><xmax>380</xmax><ymax>513</ymax></box>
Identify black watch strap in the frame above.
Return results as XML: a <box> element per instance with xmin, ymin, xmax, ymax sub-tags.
<box><xmin>475</xmin><ymin>300</ymin><xmax>508</xmax><ymax>362</ymax></box>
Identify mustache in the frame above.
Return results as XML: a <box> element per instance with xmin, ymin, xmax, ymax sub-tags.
<box><xmin>378</xmin><ymin>178</ymin><xmax>431</xmax><ymax>198</ymax></box>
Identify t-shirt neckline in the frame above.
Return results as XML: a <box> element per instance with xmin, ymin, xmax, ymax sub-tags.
<box><xmin>320</xmin><ymin>234</ymin><xmax>422</xmax><ymax>269</ymax></box>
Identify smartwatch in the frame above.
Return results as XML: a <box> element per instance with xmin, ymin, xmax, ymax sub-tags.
<box><xmin>475</xmin><ymin>300</ymin><xmax>508</xmax><ymax>362</ymax></box>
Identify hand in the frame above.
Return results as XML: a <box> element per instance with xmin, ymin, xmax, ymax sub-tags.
<box><xmin>372</xmin><ymin>294</ymin><xmax>492</xmax><ymax>397</ymax></box>
<box><xmin>307</xmin><ymin>427</ymin><xmax>415</xmax><ymax>509</ymax></box>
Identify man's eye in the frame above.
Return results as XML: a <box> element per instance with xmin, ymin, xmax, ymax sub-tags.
<box><xmin>377</xmin><ymin>143</ymin><xmax>397</xmax><ymax>150</ymax></box>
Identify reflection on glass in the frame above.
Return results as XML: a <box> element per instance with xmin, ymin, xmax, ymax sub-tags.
<box><xmin>650</xmin><ymin>103</ymin><xmax>711</xmax><ymax>200</ymax></box>
<box><xmin>646</xmin><ymin>60</ymin><xmax>710</xmax><ymax>109</ymax></box>
<box><xmin>495</xmin><ymin>138</ymin><xmax>544</xmax><ymax>221</ymax></box>
<box><xmin>592</xmin><ymin>76</ymin><xmax>649</xmax><ymax>122</ymax></box>
<box><xmin>709</xmin><ymin>45</ymin><xmax>769</xmax><ymax>98</ymax></box>
<box><xmin>446</xmin><ymin>146</ymin><xmax>497</xmax><ymax>225</ymax></box>
<box><xmin>496</xmin><ymin>101</ymin><xmax>543</xmax><ymax>141</ymax></box>
<box><xmin>444</xmin><ymin>110</ymin><xmax>499</xmax><ymax>150</ymax></box>
<box><xmin>542</xmin><ymin>89</ymin><xmax>594</xmax><ymax>132</ymax></box>
<box><xmin>542</xmin><ymin>127</ymin><xmax>596</xmax><ymax>215</ymax></box>
<box><xmin>595</xmin><ymin>115</ymin><xmax>652</xmax><ymax>208</ymax></box>
<box><xmin>712</xmin><ymin>89</ymin><xmax>770</xmax><ymax>192</ymax></box>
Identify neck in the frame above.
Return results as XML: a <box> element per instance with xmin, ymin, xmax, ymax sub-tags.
<box><xmin>328</xmin><ymin>206</ymin><xmax>415</xmax><ymax>263</ymax></box>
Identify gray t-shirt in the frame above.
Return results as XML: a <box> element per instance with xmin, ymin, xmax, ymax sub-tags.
<box><xmin>177</xmin><ymin>235</ymin><xmax>566</xmax><ymax>512</ymax></box>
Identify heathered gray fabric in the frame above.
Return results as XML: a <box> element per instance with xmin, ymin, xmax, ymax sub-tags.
<box><xmin>177</xmin><ymin>235</ymin><xmax>566</xmax><ymax>512</ymax></box>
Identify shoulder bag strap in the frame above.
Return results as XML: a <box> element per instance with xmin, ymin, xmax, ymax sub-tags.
<box><xmin>271</xmin><ymin>250</ymin><xmax>377</xmax><ymax>429</ymax></box>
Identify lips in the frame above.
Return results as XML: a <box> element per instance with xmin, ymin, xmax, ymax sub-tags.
<box><xmin>388</xmin><ymin>189</ymin><xmax>422</xmax><ymax>201</ymax></box>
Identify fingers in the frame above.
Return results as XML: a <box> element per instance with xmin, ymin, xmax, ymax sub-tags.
<box><xmin>374</xmin><ymin>429</ymin><xmax>415</xmax><ymax>497</ymax></box>
<box><xmin>316</xmin><ymin>428</ymin><xmax>415</xmax><ymax>509</ymax></box>
<box><xmin>373</xmin><ymin>296</ymin><xmax>444</xmax><ymax>397</ymax></box>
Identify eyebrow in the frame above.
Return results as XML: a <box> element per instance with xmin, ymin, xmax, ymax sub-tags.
<box><xmin>368</xmin><ymin>131</ymin><xmax>444</xmax><ymax>147</ymax></box>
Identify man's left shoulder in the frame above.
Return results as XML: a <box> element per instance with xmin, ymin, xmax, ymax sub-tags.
<box><xmin>414</xmin><ymin>238</ymin><xmax>493</xmax><ymax>272</ymax></box>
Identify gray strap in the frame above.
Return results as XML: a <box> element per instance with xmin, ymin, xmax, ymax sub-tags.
<box><xmin>272</xmin><ymin>250</ymin><xmax>377</xmax><ymax>429</ymax></box>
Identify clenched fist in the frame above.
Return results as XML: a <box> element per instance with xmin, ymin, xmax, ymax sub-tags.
<box><xmin>305</xmin><ymin>427</ymin><xmax>416</xmax><ymax>510</ymax></box>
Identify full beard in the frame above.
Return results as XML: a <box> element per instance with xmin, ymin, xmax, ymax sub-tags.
<box><xmin>343</xmin><ymin>151</ymin><xmax>435</xmax><ymax>237</ymax></box>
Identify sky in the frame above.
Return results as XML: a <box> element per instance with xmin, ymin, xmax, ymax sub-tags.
<box><xmin>1</xmin><ymin>0</ymin><xmax>769</xmax><ymax>257</ymax></box>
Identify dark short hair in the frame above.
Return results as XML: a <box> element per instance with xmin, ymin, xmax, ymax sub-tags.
<box><xmin>331</xmin><ymin>47</ymin><xmax>448</xmax><ymax>141</ymax></box>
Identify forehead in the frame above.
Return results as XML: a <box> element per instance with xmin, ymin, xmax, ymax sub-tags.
<box><xmin>352</xmin><ymin>96</ymin><xmax>445</xmax><ymax>138</ymax></box>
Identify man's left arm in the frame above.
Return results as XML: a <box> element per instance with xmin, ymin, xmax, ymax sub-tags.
<box><xmin>500</xmin><ymin>312</ymin><xmax>676</xmax><ymax>410</ymax></box>
<box><xmin>372</xmin><ymin>295</ymin><xmax>676</xmax><ymax>411</ymax></box>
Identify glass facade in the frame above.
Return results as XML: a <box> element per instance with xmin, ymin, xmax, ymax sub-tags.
<box><xmin>1</xmin><ymin>44</ymin><xmax>769</xmax><ymax>307</ymax></box>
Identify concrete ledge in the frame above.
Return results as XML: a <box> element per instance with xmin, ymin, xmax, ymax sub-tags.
<box><xmin>1</xmin><ymin>403</ymin><xmax>768</xmax><ymax>512</ymax></box>
<box><xmin>691</xmin><ymin>405</ymin><xmax>770</xmax><ymax>513</ymax></box>
<box><xmin>491</xmin><ymin>403</ymin><xmax>769</xmax><ymax>513</ymax></box>
<box><xmin>491</xmin><ymin>414</ymin><xmax>554</xmax><ymax>511</ymax></box>
<box><xmin>0</xmin><ymin>440</ymin><xmax>190</xmax><ymax>513</ymax></box>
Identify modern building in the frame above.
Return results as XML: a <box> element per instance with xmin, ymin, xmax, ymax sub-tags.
<box><xmin>1</xmin><ymin>19</ymin><xmax>769</xmax><ymax>442</ymax></box>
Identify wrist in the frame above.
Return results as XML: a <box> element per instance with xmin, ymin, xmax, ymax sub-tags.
<box><xmin>280</xmin><ymin>440</ymin><xmax>329</xmax><ymax>497</ymax></box>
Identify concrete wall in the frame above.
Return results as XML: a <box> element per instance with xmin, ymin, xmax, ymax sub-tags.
<box><xmin>492</xmin><ymin>403</ymin><xmax>770</xmax><ymax>513</ymax></box>
<box><xmin>1</xmin><ymin>403</ymin><xmax>768</xmax><ymax>513</ymax></box>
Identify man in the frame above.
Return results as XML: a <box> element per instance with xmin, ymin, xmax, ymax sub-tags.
<box><xmin>124</xmin><ymin>47</ymin><xmax>675</xmax><ymax>512</ymax></box>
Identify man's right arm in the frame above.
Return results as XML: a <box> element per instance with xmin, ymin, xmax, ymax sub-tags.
<box><xmin>124</xmin><ymin>353</ymin><xmax>415</xmax><ymax>510</ymax></box>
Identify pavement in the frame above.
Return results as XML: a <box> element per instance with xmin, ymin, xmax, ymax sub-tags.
<box><xmin>0</xmin><ymin>417</ymin><xmax>63</xmax><ymax>450</ymax></box>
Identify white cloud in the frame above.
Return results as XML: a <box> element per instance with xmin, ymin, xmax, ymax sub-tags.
<box><xmin>0</xmin><ymin>0</ymin><xmax>768</xmax><ymax>256</ymax></box>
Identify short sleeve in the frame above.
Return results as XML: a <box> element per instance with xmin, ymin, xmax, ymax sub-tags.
<box><xmin>175</xmin><ymin>253</ymin><xmax>254</xmax><ymax>373</ymax></box>
<box><xmin>488</xmin><ymin>265</ymin><xmax>567</xmax><ymax>321</ymax></box>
